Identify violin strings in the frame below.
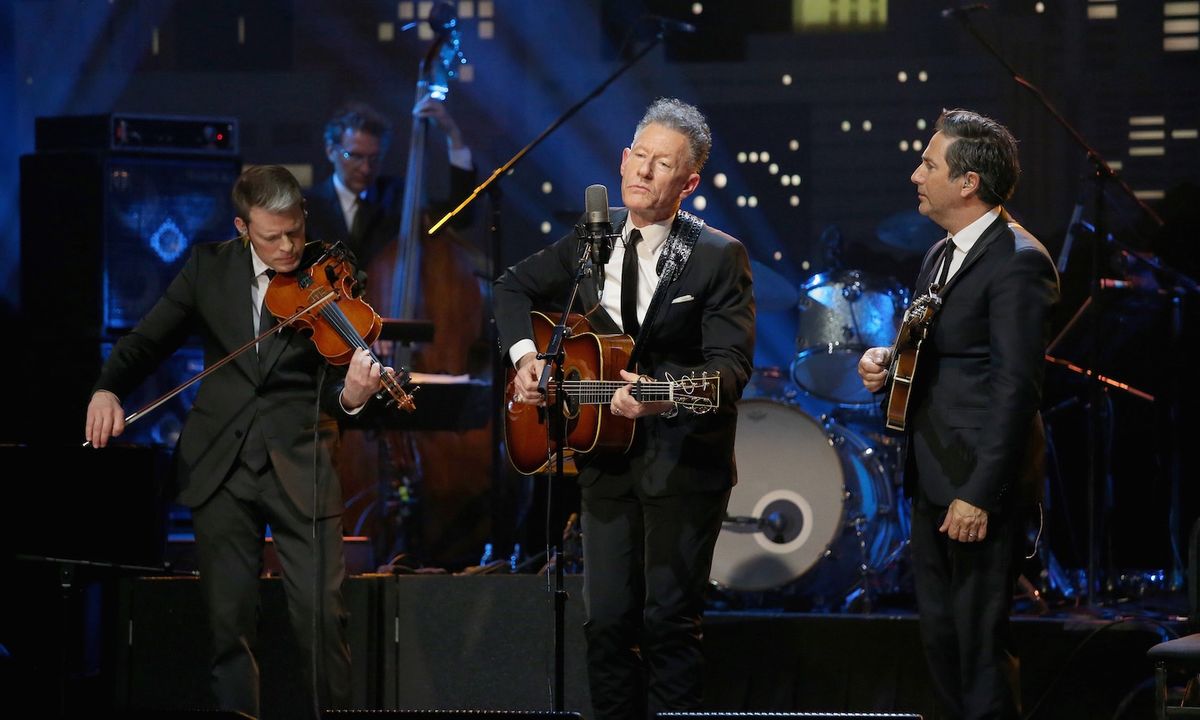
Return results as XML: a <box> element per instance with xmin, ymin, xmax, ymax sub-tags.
<box><xmin>318</xmin><ymin>297</ymin><xmax>408</xmax><ymax>404</ymax></box>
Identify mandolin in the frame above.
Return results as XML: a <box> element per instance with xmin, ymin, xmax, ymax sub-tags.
<box><xmin>884</xmin><ymin>293</ymin><xmax>940</xmax><ymax>431</ymax></box>
<box><xmin>504</xmin><ymin>312</ymin><xmax>720</xmax><ymax>475</ymax></box>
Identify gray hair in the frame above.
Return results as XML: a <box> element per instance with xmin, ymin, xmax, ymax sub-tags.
<box><xmin>232</xmin><ymin>165</ymin><xmax>304</xmax><ymax>222</ymax></box>
<box><xmin>634</xmin><ymin>97</ymin><xmax>712</xmax><ymax>173</ymax></box>
<box><xmin>323</xmin><ymin>101</ymin><xmax>392</xmax><ymax>148</ymax></box>
<box><xmin>935</xmin><ymin>108</ymin><xmax>1021</xmax><ymax>206</ymax></box>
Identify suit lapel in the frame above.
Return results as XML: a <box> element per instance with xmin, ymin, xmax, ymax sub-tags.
<box><xmin>915</xmin><ymin>237</ymin><xmax>951</xmax><ymax>293</ymax></box>
<box><xmin>223</xmin><ymin>241</ymin><xmax>264</xmax><ymax>383</ymax></box>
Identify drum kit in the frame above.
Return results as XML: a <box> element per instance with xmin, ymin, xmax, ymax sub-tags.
<box><xmin>712</xmin><ymin>231</ymin><xmax>924</xmax><ymax>610</ymax></box>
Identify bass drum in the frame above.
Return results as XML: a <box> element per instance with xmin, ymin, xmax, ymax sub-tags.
<box><xmin>791</xmin><ymin>269</ymin><xmax>907</xmax><ymax>407</ymax></box>
<box><xmin>712</xmin><ymin>398</ymin><xmax>904</xmax><ymax>601</ymax></box>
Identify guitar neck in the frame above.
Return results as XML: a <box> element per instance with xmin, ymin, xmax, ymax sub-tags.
<box><xmin>559</xmin><ymin>380</ymin><xmax>676</xmax><ymax>404</ymax></box>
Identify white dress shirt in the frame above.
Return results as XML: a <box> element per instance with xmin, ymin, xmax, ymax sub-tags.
<box><xmin>506</xmin><ymin>215</ymin><xmax>673</xmax><ymax>368</ymax></box>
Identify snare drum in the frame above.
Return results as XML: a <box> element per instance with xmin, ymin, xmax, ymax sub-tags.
<box><xmin>791</xmin><ymin>270</ymin><xmax>907</xmax><ymax>407</ymax></box>
<box><xmin>712</xmin><ymin>399</ymin><xmax>902</xmax><ymax>599</ymax></box>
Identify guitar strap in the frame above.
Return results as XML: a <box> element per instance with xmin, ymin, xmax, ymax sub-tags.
<box><xmin>625</xmin><ymin>210</ymin><xmax>705</xmax><ymax>371</ymax></box>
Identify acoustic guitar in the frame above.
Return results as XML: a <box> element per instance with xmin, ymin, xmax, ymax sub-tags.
<box><xmin>884</xmin><ymin>293</ymin><xmax>940</xmax><ymax>431</ymax></box>
<box><xmin>504</xmin><ymin>311</ymin><xmax>720</xmax><ymax>475</ymax></box>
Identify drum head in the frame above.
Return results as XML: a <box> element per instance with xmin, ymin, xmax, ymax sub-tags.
<box><xmin>712</xmin><ymin>399</ymin><xmax>847</xmax><ymax>592</ymax></box>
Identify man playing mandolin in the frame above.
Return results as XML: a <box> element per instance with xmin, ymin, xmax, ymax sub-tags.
<box><xmin>858</xmin><ymin>109</ymin><xmax>1059</xmax><ymax>720</ymax></box>
<box><xmin>494</xmin><ymin>98</ymin><xmax>755</xmax><ymax>720</ymax></box>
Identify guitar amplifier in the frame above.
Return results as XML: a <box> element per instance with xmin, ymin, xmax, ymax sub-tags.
<box><xmin>35</xmin><ymin>113</ymin><xmax>238</xmax><ymax>156</ymax></box>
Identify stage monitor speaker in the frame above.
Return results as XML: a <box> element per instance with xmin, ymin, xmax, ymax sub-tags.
<box><xmin>116</xmin><ymin>576</ymin><xmax>386</xmax><ymax>717</ymax></box>
<box><xmin>20</xmin><ymin>149</ymin><xmax>242</xmax><ymax>339</ymax></box>
<box><xmin>325</xmin><ymin>713</ymin><xmax>583</xmax><ymax>719</ymax></box>
<box><xmin>659</xmin><ymin>714</ymin><xmax>923</xmax><ymax>719</ymax></box>
<box><xmin>385</xmin><ymin>575</ymin><xmax>591</xmax><ymax>715</ymax></box>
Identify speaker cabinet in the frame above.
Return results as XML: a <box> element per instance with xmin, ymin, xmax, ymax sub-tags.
<box><xmin>14</xmin><ymin>147</ymin><xmax>240</xmax><ymax>446</ymax></box>
<box><xmin>20</xmin><ymin>150</ymin><xmax>241</xmax><ymax>338</ymax></box>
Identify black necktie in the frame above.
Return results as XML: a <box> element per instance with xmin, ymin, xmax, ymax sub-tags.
<box><xmin>257</xmin><ymin>269</ymin><xmax>277</xmax><ymax>353</ymax></box>
<box><xmin>621</xmin><ymin>230</ymin><xmax>642</xmax><ymax>337</ymax></box>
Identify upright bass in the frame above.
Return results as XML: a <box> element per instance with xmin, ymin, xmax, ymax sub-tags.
<box><xmin>344</xmin><ymin>2</ymin><xmax>494</xmax><ymax>567</ymax></box>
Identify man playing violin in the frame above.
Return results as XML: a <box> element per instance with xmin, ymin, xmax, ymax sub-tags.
<box><xmin>494</xmin><ymin>98</ymin><xmax>755</xmax><ymax>720</ymax></box>
<box><xmin>858</xmin><ymin>109</ymin><xmax>1058</xmax><ymax>720</ymax></box>
<box><xmin>86</xmin><ymin>165</ymin><xmax>388</xmax><ymax>718</ymax></box>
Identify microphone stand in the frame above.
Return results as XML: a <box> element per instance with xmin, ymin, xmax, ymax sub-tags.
<box><xmin>949</xmin><ymin>10</ymin><xmax>1198</xmax><ymax>606</ymax></box>
<box><xmin>535</xmin><ymin>240</ymin><xmax>599</xmax><ymax>712</ymax></box>
<box><xmin>422</xmin><ymin>23</ymin><xmax>673</xmax><ymax>712</ymax></box>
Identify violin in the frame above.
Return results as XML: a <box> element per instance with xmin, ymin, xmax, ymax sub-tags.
<box><xmin>264</xmin><ymin>242</ymin><xmax>416</xmax><ymax>412</ymax></box>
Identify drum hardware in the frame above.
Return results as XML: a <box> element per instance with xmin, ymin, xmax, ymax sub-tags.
<box><xmin>712</xmin><ymin>398</ymin><xmax>906</xmax><ymax>605</ymax></box>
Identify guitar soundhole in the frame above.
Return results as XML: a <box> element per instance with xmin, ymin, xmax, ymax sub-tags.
<box><xmin>563</xmin><ymin>367</ymin><xmax>581</xmax><ymax>419</ymax></box>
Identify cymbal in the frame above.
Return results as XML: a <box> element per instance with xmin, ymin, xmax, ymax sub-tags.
<box><xmin>875</xmin><ymin>209</ymin><xmax>944</xmax><ymax>254</ymax></box>
<box><xmin>750</xmin><ymin>259</ymin><xmax>799</xmax><ymax>311</ymax></box>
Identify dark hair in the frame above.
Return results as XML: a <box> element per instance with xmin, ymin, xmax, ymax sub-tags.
<box><xmin>935</xmin><ymin>108</ymin><xmax>1020</xmax><ymax>206</ymax></box>
<box><xmin>323</xmin><ymin>101</ymin><xmax>392</xmax><ymax>148</ymax></box>
<box><xmin>634</xmin><ymin>97</ymin><xmax>713</xmax><ymax>173</ymax></box>
<box><xmin>232</xmin><ymin>165</ymin><xmax>304</xmax><ymax>223</ymax></box>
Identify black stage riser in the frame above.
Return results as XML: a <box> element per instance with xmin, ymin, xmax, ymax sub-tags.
<box><xmin>661</xmin><ymin>714</ymin><xmax>923</xmax><ymax>719</ymax></box>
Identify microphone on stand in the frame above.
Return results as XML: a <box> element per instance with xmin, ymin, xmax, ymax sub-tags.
<box><xmin>583</xmin><ymin>184</ymin><xmax>615</xmax><ymax>289</ymax></box>
<box><xmin>941</xmin><ymin>3</ymin><xmax>990</xmax><ymax>18</ymax></box>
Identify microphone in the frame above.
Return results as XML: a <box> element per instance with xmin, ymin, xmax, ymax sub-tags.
<box><xmin>941</xmin><ymin>3</ymin><xmax>989</xmax><ymax>17</ymax></box>
<box><xmin>646</xmin><ymin>14</ymin><xmax>698</xmax><ymax>34</ymax></box>
<box><xmin>584</xmin><ymin>184</ymin><xmax>615</xmax><ymax>287</ymax></box>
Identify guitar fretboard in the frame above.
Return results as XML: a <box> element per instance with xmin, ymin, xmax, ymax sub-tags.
<box><xmin>558</xmin><ymin>381</ymin><xmax>675</xmax><ymax>405</ymax></box>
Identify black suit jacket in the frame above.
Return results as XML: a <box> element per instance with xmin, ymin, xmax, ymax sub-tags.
<box><xmin>493</xmin><ymin>209</ymin><xmax>756</xmax><ymax>496</ymax></box>
<box><xmin>903</xmin><ymin>211</ymin><xmax>1060</xmax><ymax>513</ymax></box>
<box><xmin>94</xmin><ymin>239</ymin><xmax>351</xmax><ymax>518</ymax></box>
<box><xmin>305</xmin><ymin>165</ymin><xmax>476</xmax><ymax>269</ymax></box>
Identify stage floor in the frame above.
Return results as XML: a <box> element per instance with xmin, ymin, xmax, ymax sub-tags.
<box><xmin>2</xmin><ymin>567</ymin><xmax>1186</xmax><ymax>719</ymax></box>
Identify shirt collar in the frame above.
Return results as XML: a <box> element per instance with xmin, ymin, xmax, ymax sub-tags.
<box><xmin>952</xmin><ymin>207</ymin><xmax>1001</xmax><ymax>254</ymax></box>
<box><xmin>249</xmin><ymin>241</ymin><xmax>271</xmax><ymax>279</ymax></box>
<box><xmin>624</xmin><ymin>215</ymin><xmax>673</xmax><ymax>256</ymax></box>
<box><xmin>332</xmin><ymin>173</ymin><xmax>360</xmax><ymax>210</ymax></box>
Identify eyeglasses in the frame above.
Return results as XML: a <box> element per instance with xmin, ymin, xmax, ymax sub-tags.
<box><xmin>336</xmin><ymin>147</ymin><xmax>383</xmax><ymax>167</ymax></box>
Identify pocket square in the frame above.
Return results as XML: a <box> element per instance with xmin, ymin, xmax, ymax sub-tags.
<box><xmin>671</xmin><ymin>294</ymin><xmax>695</xmax><ymax>305</ymax></box>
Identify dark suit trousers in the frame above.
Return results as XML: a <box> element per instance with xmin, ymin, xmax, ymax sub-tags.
<box><xmin>580</xmin><ymin>469</ymin><xmax>729</xmax><ymax>720</ymax></box>
<box><xmin>192</xmin><ymin>461</ymin><xmax>351</xmax><ymax>718</ymax></box>
<box><xmin>910</xmin><ymin>497</ymin><xmax>1024</xmax><ymax>720</ymax></box>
